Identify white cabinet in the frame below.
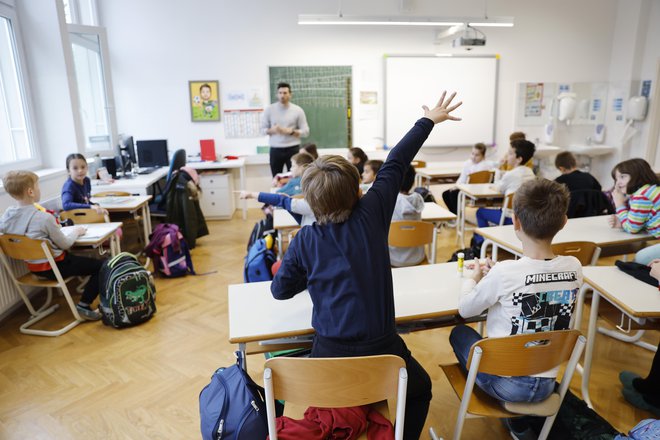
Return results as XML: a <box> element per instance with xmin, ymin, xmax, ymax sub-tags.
<box><xmin>199</xmin><ymin>171</ymin><xmax>235</xmax><ymax>219</ymax></box>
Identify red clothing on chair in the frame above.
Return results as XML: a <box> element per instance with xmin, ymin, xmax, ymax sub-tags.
<box><xmin>270</xmin><ymin>405</ymin><xmax>395</xmax><ymax>440</ymax></box>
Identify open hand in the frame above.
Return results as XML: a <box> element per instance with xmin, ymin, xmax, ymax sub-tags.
<box><xmin>612</xmin><ymin>187</ymin><xmax>628</xmax><ymax>208</ymax></box>
<box><xmin>239</xmin><ymin>191</ymin><xmax>259</xmax><ymax>200</ymax></box>
<box><xmin>74</xmin><ymin>225</ymin><xmax>87</xmax><ymax>237</ymax></box>
<box><xmin>422</xmin><ymin>91</ymin><xmax>462</xmax><ymax>124</ymax></box>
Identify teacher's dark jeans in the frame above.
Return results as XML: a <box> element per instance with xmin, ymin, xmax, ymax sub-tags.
<box><xmin>269</xmin><ymin>145</ymin><xmax>300</xmax><ymax>176</ymax></box>
<box><xmin>312</xmin><ymin>332</ymin><xmax>432</xmax><ymax>440</ymax></box>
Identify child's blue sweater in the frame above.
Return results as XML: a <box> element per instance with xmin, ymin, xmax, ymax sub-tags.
<box><xmin>276</xmin><ymin>177</ymin><xmax>302</xmax><ymax>196</ymax></box>
<box><xmin>61</xmin><ymin>177</ymin><xmax>92</xmax><ymax>211</ymax></box>
<box><xmin>271</xmin><ymin>117</ymin><xmax>434</xmax><ymax>341</ymax></box>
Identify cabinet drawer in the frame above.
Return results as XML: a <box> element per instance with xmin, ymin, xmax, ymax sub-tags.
<box><xmin>200</xmin><ymin>173</ymin><xmax>229</xmax><ymax>189</ymax></box>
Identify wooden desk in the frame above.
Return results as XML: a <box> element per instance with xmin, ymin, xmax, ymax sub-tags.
<box><xmin>92</xmin><ymin>195</ymin><xmax>153</xmax><ymax>246</ymax></box>
<box><xmin>579</xmin><ymin>266</ymin><xmax>660</xmax><ymax>408</ymax></box>
<box><xmin>67</xmin><ymin>222</ymin><xmax>123</xmax><ymax>256</ymax></box>
<box><xmin>228</xmin><ymin>263</ymin><xmax>466</xmax><ymax>358</ymax></box>
<box><xmin>476</xmin><ymin>215</ymin><xmax>652</xmax><ymax>261</ymax></box>
<box><xmin>415</xmin><ymin>161</ymin><xmax>464</xmax><ymax>187</ymax></box>
<box><xmin>455</xmin><ymin>183</ymin><xmax>503</xmax><ymax>248</ymax></box>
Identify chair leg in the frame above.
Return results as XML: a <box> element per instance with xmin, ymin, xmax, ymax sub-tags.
<box><xmin>429</xmin><ymin>426</ymin><xmax>444</xmax><ymax>439</ymax></box>
<box><xmin>537</xmin><ymin>414</ymin><xmax>557</xmax><ymax>440</ymax></box>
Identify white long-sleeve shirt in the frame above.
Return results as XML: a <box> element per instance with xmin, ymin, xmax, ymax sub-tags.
<box><xmin>457</xmin><ymin>159</ymin><xmax>497</xmax><ymax>184</ymax></box>
<box><xmin>459</xmin><ymin>255</ymin><xmax>583</xmax><ymax>377</ymax></box>
<box><xmin>496</xmin><ymin>165</ymin><xmax>535</xmax><ymax>195</ymax></box>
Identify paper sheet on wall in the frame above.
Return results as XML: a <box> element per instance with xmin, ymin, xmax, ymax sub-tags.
<box><xmin>524</xmin><ymin>83</ymin><xmax>544</xmax><ymax>117</ymax></box>
<box><xmin>223</xmin><ymin>88</ymin><xmax>265</xmax><ymax>138</ymax></box>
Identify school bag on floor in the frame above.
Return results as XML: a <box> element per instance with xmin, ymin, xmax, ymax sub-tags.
<box><xmin>199</xmin><ymin>351</ymin><xmax>283</xmax><ymax>440</ymax></box>
<box><xmin>99</xmin><ymin>252</ymin><xmax>156</xmax><ymax>328</ymax></box>
<box><xmin>244</xmin><ymin>234</ymin><xmax>277</xmax><ymax>283</ymax></box>
<box><xmin>616</xmin><ymin>419</ymin><xmax>660</xmax><ymax>439</ymax></box>
<box><xmin>246</xmin><ymin>213</ymin><xmax>275</xmax><ymax>251</ymax></box>
<box><xmin>144</xmin><ymin>223</ymin><xmax>195</xmax><ymax>277</ymax></box>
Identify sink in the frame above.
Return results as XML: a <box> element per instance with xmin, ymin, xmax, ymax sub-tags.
<box><xmin>568</xmin><ymin>145</ymin><xmax>615</xmax><ymax>156</ymax></box>
<box><xmin>535</xmin><ymin>145</ymin><xmax>563</xmax><ymax>158</ymax></box>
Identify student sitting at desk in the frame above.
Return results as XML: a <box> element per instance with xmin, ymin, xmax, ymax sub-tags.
<box><xmin>0</xmin><ymin>171</ymin><xmax>104</xmax><ymax>321</ymax></box>
<box><xmin>472</xmin><ymin>139</ymin><xmax>536</xmax><ymax>246</ymax></box>
<box><xmin>608</xmin><ymin>158</ymin><xmax>660</xmax><ymax>265</ymax></box>
<box><xmin>554</xmin><ymin>152</ymin><xmax>602</xmax><ymax>192</ymax></box>
<box><xmin>441</xmin><ymin>142</ymin><xmax>496</xmax><ymax>214</ymax></box>
<box><xmin>271</xmin><ymin>91</ymin><xmax>462</xmax><ymax>440</ymax></box>
<box><xmin>275</xmin><ymin>152</ymin><xmax>314</xmax><ymax>196</ymax></box>
<box><xmin>451</xmin><ymin>178</ymin><xmax>582</xmax><ymax>440</ymax></box>
<box><xmin>61</xmin><ymin>153</ymin><xmax>108</xmax><ymax>214</ymax></box>
<box><xmin>390</xmin><ymin>164</ymin><xmax>425</xmax><ymax>267</ymax></box>
<box><xmin>360</xmin><ymin>159</ymin><xmax>383</xmax><ymax>192</ymax></box>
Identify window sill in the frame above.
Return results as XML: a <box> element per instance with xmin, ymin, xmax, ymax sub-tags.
<box><xmin>0</xmin><ymin>168</ymin><xmax>67</xmax><ymax>195</ymax></box>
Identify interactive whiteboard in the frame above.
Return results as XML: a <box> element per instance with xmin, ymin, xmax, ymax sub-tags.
<box><xmin>385</xmin><ymin>55</ymin><xmax>498</xmax><ymax>148</ymax></box>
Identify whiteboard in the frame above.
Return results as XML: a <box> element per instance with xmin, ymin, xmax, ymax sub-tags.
<box><xmin>385</xmin><ymin>55</ymin><xmax>498</xmax><ymax>148</ymax></box>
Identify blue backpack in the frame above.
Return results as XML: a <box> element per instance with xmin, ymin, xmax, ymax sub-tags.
<box><xmin>244</xmin><ymin>237</ymin><xmax>276</xmax><ymax>283</ymax></box>
<box><xmin>199</xmin><ymin>351</ymin><xmax>282</xmax><ymax>440</ymax></box>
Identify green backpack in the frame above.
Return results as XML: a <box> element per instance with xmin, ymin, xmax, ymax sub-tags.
<box><xmin>99</xmin><ymin>252</ymin><xmax>156</xmax><ymax>328</ymax></box>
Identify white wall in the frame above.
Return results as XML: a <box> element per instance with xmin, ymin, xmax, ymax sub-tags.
<box><xmin>98</xmin><ymin>0</ymin><xmax>625</xmax><ymax>169</ymax></box>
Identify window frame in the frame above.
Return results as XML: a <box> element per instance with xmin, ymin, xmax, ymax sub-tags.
<box><xmin>0</xmin><ymin>2</ymin><xmax>41</xmax><ymax>175</ymax></box>
<box><xmin>65</xmin><ymin>22</ymin><xmax>118</xmax><ymax>157</ymax></box>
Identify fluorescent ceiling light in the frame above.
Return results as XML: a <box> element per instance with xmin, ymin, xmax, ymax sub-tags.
<box><xmin>298</xmin><ymin>14</ymin><xmax>514</xmax><ymax>27</ymax></box>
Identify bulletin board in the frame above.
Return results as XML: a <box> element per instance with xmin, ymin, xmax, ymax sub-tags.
<box><xmin>385</xmin><ymin>55</ymin><xmax>498</xmax><ymax>148</ymax></box>
<box><xmin>269</xmin><ymin>66</ymin><xmax>352</xmax><ymax>148</ymax></box>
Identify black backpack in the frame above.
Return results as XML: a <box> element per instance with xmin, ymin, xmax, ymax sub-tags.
<box><xmin>246</xmin><ymin>213</ymin><xmax>275</xmax><ymax>251</ymax></box>
<box><xmin>99</xmin><ymin>252</ymin><xmax>157</xmax><ymax>328</ymax></box>
<box><xmin>414</xmin><ymin>186</ymin><xmax>437</xmax><ymax>203</ymax></box>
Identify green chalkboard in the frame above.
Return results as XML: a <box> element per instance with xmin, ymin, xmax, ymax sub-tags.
<box><xmin>269</xmin><ymin>66</ymin><xmax>352</xmax><ymax>148</ymax></box>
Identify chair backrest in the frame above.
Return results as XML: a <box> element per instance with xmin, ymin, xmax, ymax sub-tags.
<box><xmin>0</xmin><ymin>234</ymin><xmax>52</xmax><ymax>261</ymax></box>
<box><xmin>467</xmin><ymin>170</ymin><xmax>494</xmax><ymax>184</ymax></box>
<box><xmin>498</xmin><ymin>193</ymin><xmax>515</xmax><ymax>225</ymax></box>
<box><xmin>264</xmin><ymin>355</ymin><xmax>405</xmax><ymax>408</ymax></box>
<box><xmin>388</xmin><ymin>220</ymin><xmax>434</xmax><ymax>248</ymax></box>
<box><xmin>411</xmin><ymin>160</ymin><xmax>426</xmax><ymax>168</ymax></box>
<box><xmin>467</xmin><ymin>329</ymin><xmax>581</xmax><ymax>376</ymax></box>
<box><xmin>59</xmin><ymin>209</ymin><xmax>108</xmax><ymax>224</ymax></box>
<box><xmin>552</xmin><ymin>241</ymin><xmax>600</xmax><ymax>266</ymax></box>
<box><xmin>167</xmin><ymin>149</ymin><xmax>187</xmax><ymax>183</ymax></box>
<box><xmin>92</xmin><ymin>191</ymin><xmax>130</xmax><ymax>197</ymax></box>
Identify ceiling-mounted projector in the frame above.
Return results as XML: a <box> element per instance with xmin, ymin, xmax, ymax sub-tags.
<box><xmin>452</xmin><ymin>35</ymin><xmax>486</xmax><ymax>47</ymax></box>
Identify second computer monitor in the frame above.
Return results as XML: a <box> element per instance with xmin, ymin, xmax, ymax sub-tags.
<box><xmin>136</xmin><ymin>139</ymin><xmax>169</xmax><ymax>168</ymax></box>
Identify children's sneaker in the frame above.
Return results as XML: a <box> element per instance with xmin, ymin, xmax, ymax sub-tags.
<box><xmin>76</xmin><ymin>305</ymin><xmax>102</xmax><ymax>321</ymax></box>
<box><xmin>619</xmin><ymin>371</ymin><xmax>642</xmax><ymax>390</ymax></box>
<box><xmin>502</xmin><ymin>418</ymin><xmax>536</xmax><ymax>440</ymax></box>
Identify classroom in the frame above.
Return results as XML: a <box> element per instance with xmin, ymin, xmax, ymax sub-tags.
<box><xmin>0</xmin><ymin>0</ymin><xmax>659</xmax><ymax>438</ymax></box>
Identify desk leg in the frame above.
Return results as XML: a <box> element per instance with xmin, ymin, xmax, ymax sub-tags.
<box><xmin>240</xmin><ymin>165</ymin><xmax>247</xmax><ymax>220</ymax></box>
<box><xmin>277</xmin><ymin>231</ymin><xmax>284</xmax><ymax>259</ymax></box>
<box><xmin>431</xmin><ymin>223</ymin><xmax>438</xmax><ymax>264</ymax></box>
<box><xmin>457</xmin><ymin>191</ymin><xmax>466</xmax><ymax>247</ymax></box>
<box><xmin>574</xmin><ymin>284</ymin><xmax>589</xmax><ymax>332</ymax></box>
<box><xmin>597</xmin><ymin>328</ymin><xmax>658</xmax><ymax>352</ymax></box>
<box><xmin>581</xmin><ymin>288</ymin><xmax>600</xmax><ymax>409</ymax></box>
<box><xmin>142</xmin><ymin>204</ymin><xmax>153</xmax><ymax>269</ymax></box>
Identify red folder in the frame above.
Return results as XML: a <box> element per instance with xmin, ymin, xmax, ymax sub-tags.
<box><xmin>200</xmin><ymin>139</ymin><xmax>216</xmax><ymax>162</ymax></box>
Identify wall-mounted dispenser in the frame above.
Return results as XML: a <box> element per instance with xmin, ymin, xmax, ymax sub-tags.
<box><xmin>557</xmin><ymin>92</ymin><xmax>577</xmax><ymax>122</ymax></box>
<box><xmin>627</xmin><ymin>96</ymin><xmax>648</xmax><ymax>121</ymax></box>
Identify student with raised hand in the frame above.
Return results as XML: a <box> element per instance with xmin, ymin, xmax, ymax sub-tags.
<box><xmin>275</xmin><ymin>152</ymin><xmax>314</xmax><ymax>196</ymax></box>
<box><xmin>452</xmin><ymin>178</ymin><xmax>582</xmax><ymax>440</ymax></box>
<box><xmin>240</xmin><ymin>191</ymin><xmax>315</xmax><ymax>227</ymax></box>
<box><xmin>441</xmin><ymin>142</ymin><xmax>496</xmax><ymax>214</ymax></box>
<box><xmin>271</xmin><ymin>91</ymin><xmax>462</xmax><ymax>440</ymax></box>
<box><xmin>608</xmin><ymin>158</ymin><xmax>660</xmax><ymax>265</ymax></box>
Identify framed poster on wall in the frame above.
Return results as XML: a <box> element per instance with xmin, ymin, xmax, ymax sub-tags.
<box><xmin>189</xmin><ymin>80</ymin><xmax>220</xmax><ymax>122</ymax></box>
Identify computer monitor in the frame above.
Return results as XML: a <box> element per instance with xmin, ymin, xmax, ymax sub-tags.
<box><xmin>116</xmin><ymin>135</ymin><xmax>136</xmax><ymax>176</ymax></box>
<box><xmin>136</xmin><ymin>139</ymin><xmax>169</xmax><ymax>168</ymax></box>
<box><xmin>119</xmin><ymin>135</ymin><xmax>137</xmax><ymax>164</ymax></box>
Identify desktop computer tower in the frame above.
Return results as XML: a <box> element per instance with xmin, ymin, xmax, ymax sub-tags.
<box><xmin>102</xmin><ymin>156</ymin><xmax>121</xmax><ymax>179</ymax></box>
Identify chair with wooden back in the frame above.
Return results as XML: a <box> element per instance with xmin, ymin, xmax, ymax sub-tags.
<box><xmin>498</xmin><ymin>192</ymin><xmax>515</xmax><ymax>226</ymax></box>
<box><xmin>264</xmin><ymin>355</ymin><xmax>408</xmax><ymax>440</ymax></box>
<box><xmin>466</xmin><ymin>170</ymin><xmax>494</xmax><ymax>184</ymax></box>
<box><xmin>388</xmin><ymin>220</ymin><xmax>435</xmax><ymax>264</ymax></box>
<box><xmin>59</xmin><ymin>208</ymin><xmax>109</xmax><ymax>224</ymax></box>
<box><xmin>411</xmin><ymin>160</ymin><xmax>427</xmax><ymax>168</ymax></box>
<box><xmin>552</xmin><ymin>241</ymin><xmax>601</xmax><ymax>266</ymax></box>
<box><xmin>0</xmin><ymin>234</ymin><xmax>85</xmax><ymax>336</ymax></box>
<box><xmin>437</xmin><ymin>329</ymin><xmax>585</xmax><ymax>440</ymax></box>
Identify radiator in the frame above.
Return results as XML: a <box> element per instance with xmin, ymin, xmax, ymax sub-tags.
<box><xmin>0</xmin><ymin>256</ymin><xmax>29</xmax><ymax>320</ymax></box>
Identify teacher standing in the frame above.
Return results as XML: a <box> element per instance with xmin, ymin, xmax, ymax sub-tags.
<box><xmin>261</xmin><ymin>82</ymin><xmax>310</xmax><ymax>176</ymax></box>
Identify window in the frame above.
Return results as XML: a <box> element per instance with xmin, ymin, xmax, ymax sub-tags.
<box><xmin>62</xmin><ymin>0</ymin><xmax>98</xmax><ymax>26</ymax></box>
<box><xmin>0</xmin><ymin>5</ymin><xmax>36</xmax><ymax>169</ymax></box>
<box><xmin>68</xmin><ymin>25</ymin><xmax>116</xmax><ymax>153</ymax></box>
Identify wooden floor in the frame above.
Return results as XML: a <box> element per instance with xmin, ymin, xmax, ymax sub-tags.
<box><xmin>0</xmin><ymin>209</ymin><xmax>657</xmax><ymax>439</ymax></box>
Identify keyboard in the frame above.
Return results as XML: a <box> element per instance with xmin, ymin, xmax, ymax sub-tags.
<box><xmin>136</xmin><ymin>167</ymin><xmax>158</xmax><ymax>175</ymax></box>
